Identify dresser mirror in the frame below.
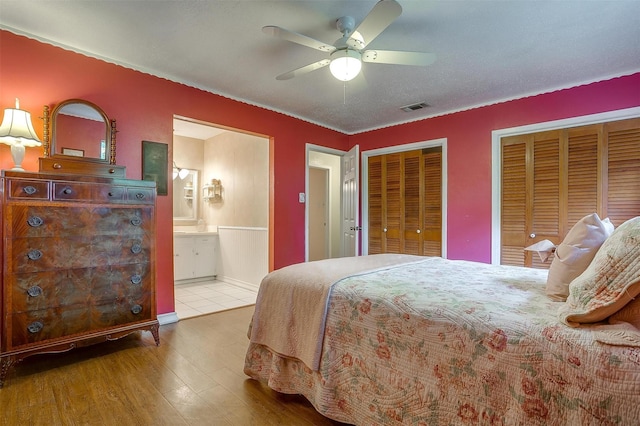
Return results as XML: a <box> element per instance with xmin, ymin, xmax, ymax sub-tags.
<box><xmin>43</xmin><ymin>99</ymin><xmax>115</xmax><ymax>163</ymax></box>
<box><xmin>173</xmin><ymin>168</ymin><xmax>199</xmax><ymax>224</ymax></box>
<box><xmin>40</xmin><ymin>99</ymin><xmax>124</xmax><ymax>177</ymax></box>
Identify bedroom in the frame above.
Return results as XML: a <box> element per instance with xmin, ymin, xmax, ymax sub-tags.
<box><xmin>1</xmin><ymin>0</ymin><xmax>639</xmax><ymax>423</ymax></box>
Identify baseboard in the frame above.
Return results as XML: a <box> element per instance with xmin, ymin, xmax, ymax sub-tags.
<box><xmin>158</xmin><ymin>312</ymin><xmax>180</xmax><ymax>325</ymax></box>
<box><xmin>217</xmin><ymin>276</ymin><xmax>259</xmax><ymax>291</ymax></box>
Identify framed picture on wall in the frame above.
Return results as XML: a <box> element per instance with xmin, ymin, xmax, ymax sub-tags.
<box><xmin>142</xmin><ymin>140</ymin><xmax>168</xmax><ymax>196</ymax></box>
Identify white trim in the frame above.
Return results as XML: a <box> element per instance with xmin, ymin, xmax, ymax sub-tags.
<box><xmin>361</xmin><ymin>138</ymin><xmax>448</xmax><ymax>258</ymax></box>
<box><xmin>491</xmin><ymin>106</ymin><xmax>640</xmax><ymax>264</ymax></box>
<box><xmin>158</xmin><ymin>312</ymin><xmax>179</xmax><ymax>325</ymax></box>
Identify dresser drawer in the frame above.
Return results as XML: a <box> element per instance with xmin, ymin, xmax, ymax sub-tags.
<box><xmin>10</xmin><ymin>235</ymin><xmax>152</xmax><ymax>273</ymax></box>
<box><xmin>10</xmin><ymin>305</ymin><xmax>91</xmax><ymax>348</ymax></box>
<box><xmin>52</xmin><ymin>182</ymin><xmax>93</xmax><ymax>201</ymax></box>
<box><xmin>9</xmin><ymin>263</ymin><xmax>150</xmax><ymax>314</ymax></box>
<box><xmin>91</xmin><ymin>294</ymin><xmax>153</xmax><ymax>328</ymax></box>
<box><xmin>9</xmin><ymin>269</ymin><xmax>93</xmax><ymax>313</ymax></box>
<box><xmin>94</xmin><ymin>185</ymin><xmax>126</xmax><ymax>203</ymax></box>
<box><xmin>8</xmin><ymin>206</ymin><xmax>153</xmax><ymax>238</ymax></box>
<box><xmin>126</xmin><ymin>186</ymin><xmax>155</xmax><ymax>204</ymax></box>
<box><xmin>90</xmin><ymin>263</ymin><xmax>151</xmax><ymax>303</ymax></box>
<box><xmin>9</xmin><ymin>294</ymin><xmax>152</xmax><ymax>349</ymax></box>
<box><xmin>6</xmin><ymin>178</ymin><xmax>50</xmax><ymax>200</ymax></box>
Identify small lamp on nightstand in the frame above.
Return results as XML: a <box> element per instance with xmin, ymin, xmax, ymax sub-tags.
<box><xmin>0</xmin><ymin>98</ymin><xmax>42</xmax><ymax>171</ymax></box>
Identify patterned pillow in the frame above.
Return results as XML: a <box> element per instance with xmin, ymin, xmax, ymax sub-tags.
<box><xmin>546</xmin><ymin>213</ymin><xmax>614</xmax><ymax>301</ymax></box>
<box><xmin>559</xmin><ymin>216</ymin><xmax>640</xmax><ymax>325</ymax></box>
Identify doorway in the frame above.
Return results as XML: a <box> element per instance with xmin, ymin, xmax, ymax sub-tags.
<box><xmin>172</xmin><ymin>116</ymin><xmax>270</xmax><ymax>318</ymax></box>
<box><xmin>306</xmin><ymin>144</ymin><xmax>359</xmax><ymax>261</ymax></box>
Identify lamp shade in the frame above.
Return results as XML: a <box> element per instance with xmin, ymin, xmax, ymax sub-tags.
<box><xmin>0</xmin><ymin>99</ymin><xmax>42</xmax><ymax>171</ymax></box>
<box><xmin>329</xmin><ymin>49</ymin><xmax>362</xmax><ymax>82</ymax></box>
<box><xmin>0</xmin><ymin>104</ymin><xmax>42</xmax><ymax>148</ymax></box>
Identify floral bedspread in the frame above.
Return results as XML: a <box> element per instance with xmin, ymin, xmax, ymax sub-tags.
<box><xmin>244</xmin><ymin>257</ymin><xmax>640</xmax><ymax>425</ymax></box>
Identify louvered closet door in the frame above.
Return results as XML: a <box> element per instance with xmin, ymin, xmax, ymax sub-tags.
<box><xmin>422</xmin><ymin>147</ymin><xmax>442</xmax><ymax>256</ymax></box>
<box><xmin>528</xmin><ymin>130</ymin><xmax>563</xmax><ymax>268</ymax></box>
<box><xmin>368</xmin><ymin>148</ymin><xmax>442</xmax><ymax>256</ymax></box>
<box><xmin>403</xmin><ymin>151</ymin><xmax>422</xmax><ymax>254</ymax></box>
<box><xmin>501</xmin><ymin>137</ymin><xmax>527</xmax><ymax>266</ymax></box>
<box><xmin>368</xmin><ymin>155</ymin><xmax>383</xmax><ymax>254</ymax></box>
<box><xmin>501</xmin><ymin>117</ymin><xmax>640</xmax><ymax>268</ymax></box>
<box><xmin>566</xmin><ymin>125</ymin><xmax>600</xmax><ymax>227</ymax></box>
<box><xmin>385</xmin><ymin>153</ymin><xmax>403</xmax><ymax>253</ymax></box>
<box><xmin>605</xmin><ymin>118</ymin><xmax>640</xmax><ymax>225</ymax></box>
<box><xmin>501</xmin><ymin>130</ymin><xmax>565</xmax><ymax>268</ymax></box>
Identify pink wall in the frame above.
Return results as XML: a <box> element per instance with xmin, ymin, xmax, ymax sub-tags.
<box><xmin>352</xmin><ymin>74</ymin><xmax>640</xmax><ymax>262</ymax></box>
<box><xmin>1</xmin><ymin>30</ymin><xmax>639</xmax><ymax>315</ymax></box>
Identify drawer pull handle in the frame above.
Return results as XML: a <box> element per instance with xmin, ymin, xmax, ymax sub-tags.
<box><xmin>131</xmin><ymin>243</ymin><xmax>142</xmax><ymax>254</ymax></box>
<box><xmin>27</xmin><ymin>321</ymin><xmax>44</xmax><ymax>333</ymax></box>
<box><xmin>109</xmin><ymin>169</ymin><xmax>116</xmax><ymax>174</ymax></box>
<box><xmin>27</xmin><ymin>249</ymin><xmax>43</xmax><ymax>260</ymax></box>
<box><xmin>62</xmin><ymin>187</ymin><xmax>72</xmax><ymax>195</ymax></box>
<box><xmin>23</xmin><ymin>185</ymin><xmax>37</xmax><ymax>195</ymax></box>
<box><xmin>131</xmin><ymin>304</ymin><xmax>143</xmax><ymax>315</ymax></box>
<box><xmin>53</xmin><ymin>163</ymin><xmax>62</xmax><ymax>169</ymax></box>
<box><xmin>130</xmin><ymin>217</ymin><xmax>142</xmax><ymax>226</ymax></box>
<box><xmin>27</xmin><ymin>216</ymin><xmax>44</xmax><ymax>227</ymax></box>
<box><xmin>27</xmin><ymin>286</ymin><xmax>43</xmax><ymax>297</ymax></box>
<box><xmin>135</xmin><ymin>192</ymin><xmax>146</xmax><ymax>200</ymax></box>
<box><xmin>108</xmin><ymin>192</ymin><xmax>115</xmax><ymax>197</ymax></box>
<box><xmin>130</xmin><ymin>274</ymin><xmax>142</xmax><ymax>285</ymax></box>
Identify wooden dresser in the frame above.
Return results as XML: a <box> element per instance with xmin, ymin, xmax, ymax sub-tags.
<box><xmin>0</xmin><ymin>171</ymin><xmax>159</xmax><ymax>387</ymax></box>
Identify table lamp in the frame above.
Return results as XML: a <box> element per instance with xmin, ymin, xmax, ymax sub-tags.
<box><xmin>0</xmin><ymin>98</ymin><xmax>42</xmax><ymax>171</ymax></box>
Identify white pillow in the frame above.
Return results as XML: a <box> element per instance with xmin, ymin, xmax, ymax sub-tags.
<box><xmin>546</xmin><ymin>213</ymin><xmax>614</xmax><ymax>301</ymax></box>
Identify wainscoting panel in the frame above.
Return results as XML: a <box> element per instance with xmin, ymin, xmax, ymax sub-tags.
<box><xmin>217</xmin><ymin>226</ymin><xmax>268</xmax><ymax>290</ymax></box>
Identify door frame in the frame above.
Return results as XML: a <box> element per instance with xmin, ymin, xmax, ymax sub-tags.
<box><xmin>305</xmin><ymin>143</ymin><xmax>349</xmax><ymax>262</ymax></box>
<box><xmin>361</xmin><ymin>138</ymin><xmax>448</xmax><ymax>257</ymax></box>
<box><xmin>490</xmin><ymin>106</ymin><xmax>640</xmax><ymax>265</ymax></box>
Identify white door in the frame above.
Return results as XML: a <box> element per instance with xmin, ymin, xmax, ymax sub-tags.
<box><xmin>341</xmin><ymin>144</ymin><xmax>359</xmax><ymax>257</ymax></box>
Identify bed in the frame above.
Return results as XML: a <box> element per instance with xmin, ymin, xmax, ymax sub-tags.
<box><xmin>244</xmin><ymin>218</ymin><xmax>640</xmax><ymax>425</ymax></box>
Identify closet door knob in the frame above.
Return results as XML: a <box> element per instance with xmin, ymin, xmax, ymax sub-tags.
<box><xmin>416</xmin><ymin>229</ymin><xmax>421</xmax><ymax>234</ymax></box>
<box><xmin>530</xmin><ymin>233</ymin><xmax>536</xmax><ymax>238</ymax></box>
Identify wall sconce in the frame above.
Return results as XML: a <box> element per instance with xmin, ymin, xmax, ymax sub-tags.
<box><xmin>173</xmin><ymin>161</ymin><xmax>189</xmax><ymax>180</ymax></box>
<box><xmin>0</xmin><ymin>98</ymin><xmax>42</xmax><ymax>171</ymax></box>
<box><xmin>203</xmin><ymin>178</ymin><xmax>222</xmax><ymax>202</ymax></box>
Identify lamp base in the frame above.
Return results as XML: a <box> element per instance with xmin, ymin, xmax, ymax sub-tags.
<box><xmin>10</xmin><ymin>142</ymin><xmax>25</xmax><ymax>171</ymax></box>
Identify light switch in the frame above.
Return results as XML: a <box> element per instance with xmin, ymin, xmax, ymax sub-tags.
<box><xmin>298</xmin><ymin>193</ymin><xmax>306</xmax><ymax>203</ymax></box>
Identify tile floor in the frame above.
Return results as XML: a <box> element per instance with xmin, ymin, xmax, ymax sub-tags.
<box><xmin>174</xmin><ymin>280</ymin><xmax>258</xmax><ymax>320</ymax></box>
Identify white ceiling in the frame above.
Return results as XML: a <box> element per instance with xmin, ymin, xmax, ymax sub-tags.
<box><xmin>1</xmin><ymin>0</ymin><xmax>639</xmax><ymax>135</ymax></box>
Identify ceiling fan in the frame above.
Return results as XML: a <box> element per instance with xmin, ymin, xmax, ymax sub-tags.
<box><xmin>263</xmin><ymin>0</ymin><xmax>436</xmax><ymax>82</ymax></box>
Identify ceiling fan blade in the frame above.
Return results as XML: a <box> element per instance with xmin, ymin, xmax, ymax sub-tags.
<box><xmin>362</xmin><ymin>50</ymin><xmax>436</xmax><ymax>66</ymax></box>
<box><xmin>276</xmin><ymin>59</ymin><xmax>331</xmax><ymax>80</ymax></box>
<box><xmin>262</xmin><ymin>26</ymin><xmax>335</xmax><ymax>53</ymax></box>
<box><xmin>351</xmin><ymin>0</ymin><xmax>402</xmax><ymax>49</ymax></box>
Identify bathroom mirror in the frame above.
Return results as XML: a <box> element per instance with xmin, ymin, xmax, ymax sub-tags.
<box><xmin>43</xmin><ymin>99</ymin><xmax>116</xmax><ymax>164</ymax></box>
<box><xmin>173</xmin><ymin>169</ymin><xmax>199</xmax><ymax>223</ymax></box>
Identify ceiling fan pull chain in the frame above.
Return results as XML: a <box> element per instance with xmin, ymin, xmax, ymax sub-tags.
<box><xmin>343</xmin><ymin>82</ymin><xmax>347</xmax><ymax>105</ymax></box>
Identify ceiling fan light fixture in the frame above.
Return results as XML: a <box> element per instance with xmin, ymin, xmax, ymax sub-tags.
<box><xmin>329</xmin><ymin>49</ymin><xmax>362</xmax><ymax>82</ymax></box>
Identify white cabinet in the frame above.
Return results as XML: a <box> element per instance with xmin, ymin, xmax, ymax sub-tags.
<box><xmin>174</xmin><ymin>233</ymin><xmax>218</xmax><ymax>281</ymax></box>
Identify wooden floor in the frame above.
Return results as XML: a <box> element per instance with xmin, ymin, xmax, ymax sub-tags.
<box><xmin>0</xmin><ymin>306</ymin><xmax>348</xmax><ymax>425</ymax></box>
